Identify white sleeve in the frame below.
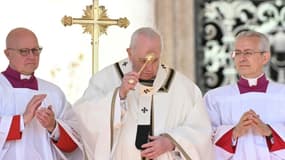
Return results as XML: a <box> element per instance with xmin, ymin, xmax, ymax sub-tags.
<box><xmin>114</xmin><ymin>92</ymin><xmax>128</xmax><ymax>128</ymax></box>
<box><xmin>0</xmin><ymin>116</ymin><xmax>13</xmax><ymax>150</ymax></box>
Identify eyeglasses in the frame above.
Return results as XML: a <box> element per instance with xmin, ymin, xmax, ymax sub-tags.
<box><xmin>7</xmin><ymin>47</ymin><xmax>43</xmax><ymax>56</ymax></box>
<box><xmin>232</xmin><ymin>49</ymin><xmax>265</xmax><ymax>58</ymax></box>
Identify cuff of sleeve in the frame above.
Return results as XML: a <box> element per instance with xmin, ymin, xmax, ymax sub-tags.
<box><xmin>49</xmin><ymin>122</ymin><xmax>60</xmax><ymax>141</ymax></box>
<box><xmin>171</xmin><ymin>147</ymin><xmax>182</xmax><ymax>159</ymax></box>
<box><xmin>53</xmin><ymin>124</ymin><xmax>78</xmax><ymax>152</ymax></box>
<box><xmin>231</xmin><ymin>136</ymin><xmax>238</xmax><ymax>147</ymax></box>
<box><xmin>20</xmin><ymin>115</ymin><xmax>25</xmax><ymax>132</ymax></box>
<box><xmin>215</xmin><ymin>128</ymin><xmax>236</xmax><ymax>153</ymax></box>
<box><xmin>6</xmin><ymin>115</ymin><xmax>22</xmax><ymax>141</ymax></box>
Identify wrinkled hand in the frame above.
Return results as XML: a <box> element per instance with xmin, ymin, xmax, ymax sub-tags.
<box><xmin>233</xmin><ymin>109</ymin><xmax>255</xmax><ymax>139</ymax></box>
<box><xmin>250</xmin><ymin>112</ymin><xmax>272</xmax><ymax>136</ymax></box>
<box><xmin>119</xmin><ymin>72</ymin><xmax>139</xmax><ymax>99</ymax></box>
<box><xmin>233</xmin><ymin>109</ymin><xmax>272</xmax><ymax>139</ymax></box>
<box><xmin>23</xmin><ymin>94</ymin><xmax>47</xmax><ymax>126</ymax></box>
<box><xmin>36</xmin><ymin>105</ymin><xmax>56</xmax><ymax>133</ymax></box>
<box><xmin>141</xmin><ymin>135</ymin><xmax>175</xmax><ymax>159</ymax></box>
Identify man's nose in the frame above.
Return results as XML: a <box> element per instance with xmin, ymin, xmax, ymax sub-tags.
<box><xmin>144</xmin><ymin>63</ymin><xmax>153</xmax><ymax>71</ymax></box>
<box><xmin>239</xmin><ymin>53</ymin><xmax>248</xmax><ymax>60</ymax></box>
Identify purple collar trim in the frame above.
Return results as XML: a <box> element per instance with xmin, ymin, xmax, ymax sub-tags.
<box><xmin>2</xmin><ymin>66</ymin><xmax>38</xmax><ymax>90</ymax></box>
<box><xmin>237</xmin><ymin>74</ymin><xmax>268</xmax><ymax>94</ymax></box>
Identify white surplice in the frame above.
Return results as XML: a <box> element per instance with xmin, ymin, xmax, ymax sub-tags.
<box><xmin>74</xmin><ymin>59</ymin><xmax>213</xmax><ymax>160</ymax></box>
<box><xmin>204</xmin><ymin>82</ymin><xmax>285</xmax><ymax>160</ymax></box>
<box><xmin>0</xmin><ymin>74</ymin><xmax>84</xmax><ymax>160</ymax></box>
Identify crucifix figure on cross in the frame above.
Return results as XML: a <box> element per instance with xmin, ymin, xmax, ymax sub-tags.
<box><xmin>61</xmin><ymin>0</ymin><xmax>129</xmax><ymax>74</ymax></box>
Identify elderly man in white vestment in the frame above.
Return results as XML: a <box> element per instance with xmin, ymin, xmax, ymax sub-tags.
<box><xmin>204</xmin><ymin>30</ymin><xmax>285</xmax><ymax>160</ymax></box>
<box><xmin>74</xmin><ymin>27</ymin><xmax>213</xmax><ymax>160</ymax></box>
<box><xmin>0</xmin><ymin>27</ymin><xmax>84</xmax><ymax>160</ymax></box>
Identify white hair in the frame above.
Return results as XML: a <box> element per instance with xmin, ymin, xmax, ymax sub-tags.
<box><xmin>129</xmin><ymin>27</ymin><xmax>163</xmax><ymax>52</ymax></box>
<box><xmin>235</xmin><ymin>30</ymin><xmax>270</xmax><ymax>52</ymax></box>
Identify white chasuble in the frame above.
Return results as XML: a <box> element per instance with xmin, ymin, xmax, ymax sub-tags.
<box><xmin>74</xmin><ymin>59</ymin><xmax>213</xmax><ymax>160</ymax></box>
<box><xmin>0</xmin><ymin>74</ymin><xmax>84</xmax><ymax>160</ymax></box>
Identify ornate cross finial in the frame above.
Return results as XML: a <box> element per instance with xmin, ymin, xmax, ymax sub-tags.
<box><xmin>62</xmin><ymin>0</ymin><xmax>129</xmax><ymax>74</ymax></box>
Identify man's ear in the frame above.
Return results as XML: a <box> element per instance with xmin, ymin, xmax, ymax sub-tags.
<box><xmin>4</xmin><ymin>49</ymin><xmax>11</xmax><ymax>59</ymax></box>
<box><xmin>127</xmin><ymin>48</ymin><xmax>132</xmax><ymax>59</ymax></box>
<box><xmin>263</xmin><ymin>51</ymin><xmax>271</xmax><ymax>64</ymax></box>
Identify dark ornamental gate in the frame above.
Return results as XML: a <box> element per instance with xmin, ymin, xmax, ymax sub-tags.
<box><xmin>195</xmin><ymin>0</ymin><xmax>285</xmax><ymax>93</ymax></box>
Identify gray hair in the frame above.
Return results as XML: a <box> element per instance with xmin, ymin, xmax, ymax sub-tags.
<box><xmin>235</xmin><ymin>30</ymin><xmax>270</xmax><ymax>52</ymax></box>
<box><xmin>129</xmin><ymin>27</ymin><xmax>163</xmax><ymax>51</ymax></box>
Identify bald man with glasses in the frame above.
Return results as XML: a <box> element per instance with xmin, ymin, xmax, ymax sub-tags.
<box><xmin>0</xmin><ymin>27</ymin><xmax>84</xmax><ymax>160</ymax></box>
<box><xmin>204</xmin><ymin>30</ymin><xmax>285</xmax><ymax>160</ymax></box>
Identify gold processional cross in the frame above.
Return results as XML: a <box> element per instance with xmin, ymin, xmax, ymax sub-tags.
<box><xmin>61</xmin><ymin>0</ymin><xmax>129</xmax><ymax>74</ymax></box>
